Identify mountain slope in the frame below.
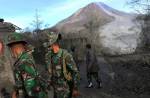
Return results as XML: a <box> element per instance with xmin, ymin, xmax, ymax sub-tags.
<box><xmin>52</xmin><ymin>2</ymin><xmax>141</xmax><ymax>55</ymax></box>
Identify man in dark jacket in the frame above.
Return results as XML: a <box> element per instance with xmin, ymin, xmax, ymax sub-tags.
<box><xmin>85</xmin><ymin>44</ymin><xmax>102</xmax><ymax>88</ymax></box>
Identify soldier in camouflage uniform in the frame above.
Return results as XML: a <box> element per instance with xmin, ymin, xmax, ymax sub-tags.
<box><xmin>44</xmin><ymin>31</ymin><xmax>80</xmax><ymax>98</ymax></box>
<box><xmin>6</xmin><ymin>32</ymin><xmax>48</xmax><ymax>98</ymax></box>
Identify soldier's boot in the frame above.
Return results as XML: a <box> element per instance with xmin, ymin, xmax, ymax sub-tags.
<box><xmin>87</xmin><ymin>82</ymin><xmax>93</xmax><ymax>88</ymax></box>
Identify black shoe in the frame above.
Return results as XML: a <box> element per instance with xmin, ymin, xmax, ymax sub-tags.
<box><xmin>97</xmin><ymin>82</ymin><xmax>102</xmax><ymax>89</ymax></box>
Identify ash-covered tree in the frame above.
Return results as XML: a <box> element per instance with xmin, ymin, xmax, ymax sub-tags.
<box><xmin>128</xmin><ymin>0</ymin><xmax>150</xmax><ymax>50</ymax></box>
<box><xmin>22</xmin><ymin>10</ymin><xmax>49</xmax><ymax>65</ymax></box>
<box><xmin>29</xmin><ymin>9</ymin><xmax>49</xmax><ymax>47</ymax></box>
<box><xmin>31</xmin><ymin>9</ymin><xmax>43</xmax><ymax>31</ymax></box>
<box><xmin>83</xmin><ymin>9</ymin><xmax>113</xmax><ymax>54</ymax></box>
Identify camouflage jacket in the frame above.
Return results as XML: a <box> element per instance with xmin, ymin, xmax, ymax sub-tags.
<box><xmin>45</xmin><ymin>48</ymin><xmax>80</xmax><ymax>89</ymax></box>
<box><xmin>13</xmin><ymin>51</ymin><xmax>48</xmax><ymax>97</ymax></box>
<box><xmin>13</xmin><ymin>51</ymin><xmax>37</xmax><ymax>87</ymax></box>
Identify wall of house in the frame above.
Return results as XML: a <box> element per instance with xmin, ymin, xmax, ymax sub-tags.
<box><xmin>0</xmin><ymin>22</ymin><xmax>15</xmax><ymax>91</ymax></box>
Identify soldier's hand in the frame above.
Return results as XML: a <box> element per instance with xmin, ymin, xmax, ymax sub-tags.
<box><xmin>35</xmin><ymin>86</ymin><xmax>40</xmax><ymax>92</ymax></box>
<box><xmin>72</xmin><ymin>89</ymin><xmax>80</xmax><ymax>97</ymax></box>
<box><xmin>12</xmin><ymin>90</ymin><xmax>17</xmax><ymax>98</ymax></box>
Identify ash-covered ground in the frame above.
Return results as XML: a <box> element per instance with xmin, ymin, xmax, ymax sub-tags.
<box><xmin>1</xmin><ymin>53</ymin><xmax>150</xmax><ymax>98</ymax></box>
<box><xmin>74</xmin><ymin>53</ymin><xmax>150</xmax><ymax>98</ymax></box>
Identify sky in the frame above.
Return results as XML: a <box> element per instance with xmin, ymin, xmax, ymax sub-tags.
<box><xmin>0</xmin><ymin>0</ymin><xmax>134</xmax><ymax>30</ymax></box>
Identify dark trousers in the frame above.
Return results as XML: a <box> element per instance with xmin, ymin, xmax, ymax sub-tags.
<box><xmin>87</xmin><ymin>72</ymin><xmax>101</xmax><ymax>83</ymax></box>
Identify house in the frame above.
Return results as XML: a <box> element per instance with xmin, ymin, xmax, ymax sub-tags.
<box><xmin>0</xmin><ymin>19</ymin><xmax>20</xmax><ymax>91</ymax></box>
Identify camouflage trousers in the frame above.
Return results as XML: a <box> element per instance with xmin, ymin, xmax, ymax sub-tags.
<box><xmin>53</xmin><ymin>90</ymin><xmax>70</xmax><ymax>98</ymax></box>
<box><xmin>53</xmin><ymin>83</ymin><xmax>70</xmax><ymax>98</ymax></box>
<box><xmin>15</xmin><ymin>89</ymin><xmax>48</xmax><ymax>98</ymax></box>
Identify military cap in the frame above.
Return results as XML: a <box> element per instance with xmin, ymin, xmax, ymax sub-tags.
<box><xmin>6</xmin><ymin>32</ymin><xmax>27</xmax><ymax>46</ymax></box>
<box><xmin>47</xmin><ymin>31</ymin><xmax>59</xmax><ymax>45</ymax></box>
